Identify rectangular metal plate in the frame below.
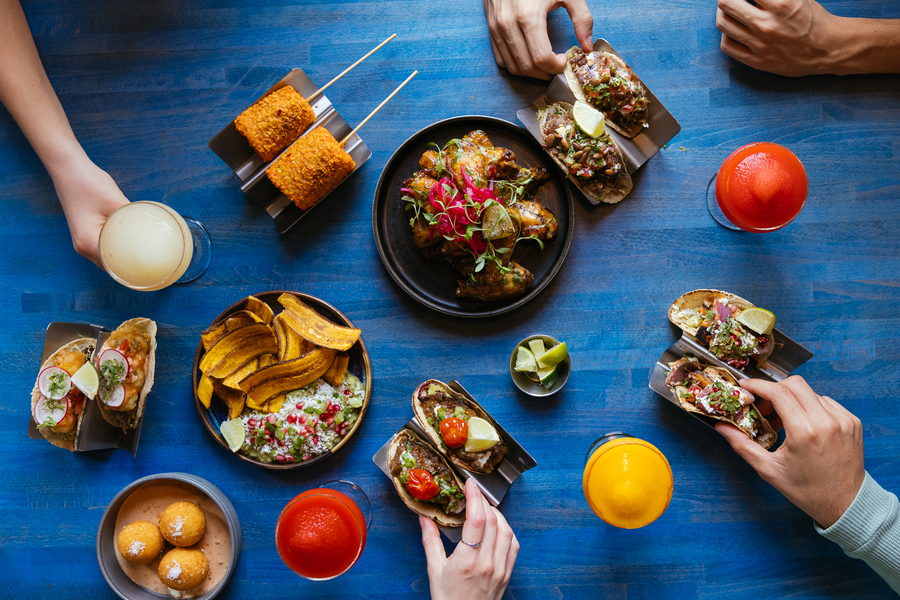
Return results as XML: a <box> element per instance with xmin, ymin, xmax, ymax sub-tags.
<box><xmin>28</xmin><ymin>322</ymin><xmax>143</xmax><ymax>457</ymax></box>
<box><xmin>372</xmin><ymin>380</ymin><xmax>537</xmax><ymax>542</ymax></box>
<box><xmin>649</xmin><ymin>330</ymin><xmax>814</xmax><ymax>435</ymax></box>
<box><xmin>517</xmin><ymin>39</ymin><xmax>681</xmax><ymax>205</ymax></box>
<box><xmin>208</xmin><ymin>68</ymin><xmax>372</xmax><ymax>234</ymax></box>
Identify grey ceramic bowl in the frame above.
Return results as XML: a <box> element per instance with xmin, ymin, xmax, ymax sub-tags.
<box><xmin>509</xmin><ymin>335</ymin><xmax>571</xmax><ymax>397</ymax></box>
<box><xmin>97</xmin><ymin>472</ymin><xmax>242</xmax><ymax>600</ymax></box>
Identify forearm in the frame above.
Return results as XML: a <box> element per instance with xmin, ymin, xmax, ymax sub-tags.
<box><xmin>0</xmin><ymin>0</ymin><xmax>88</xmax><ymax>172</ymax></box>
<box><xmin>816</xmin><ymin>473</ymin><xmax>900</xmax><ymax>593</ymax></box>
<box><xmin>830</xmin><ymin>16</ymin><xmax>900</xmax><ymax>75</ymax></box>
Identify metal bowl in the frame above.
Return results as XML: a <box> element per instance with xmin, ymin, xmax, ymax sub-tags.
<box><xmin>97</xmin><ymin>473</ymin><xmax>242</xmax><ymax>600</ymax></box>
<box><xmin>509</xmin><ymin>334</ymin><xmax>571</xmax><ymax>397</ymax></box>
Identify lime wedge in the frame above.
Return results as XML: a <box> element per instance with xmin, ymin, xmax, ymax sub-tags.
<box><xmin>527</xmin><ymin>339</ymin><xmax>547</xmax><ymax>367</ymax></box>
<box><xmin>465</xmin><ymin>416</ymin><xmax>500</xmax><ymax>453</ymax></box>
<box><xmin>514</xmin><ymin>346</ymin><xmax>538</xmax><ymax>373</ymax></box>
<box><xmin>538</xmin><ymin>342</ymin><xmax>568</xmax><ymax>368</ymax></box>
<box><xmin>537</xmin><ymin>366</ymin><xmax>559</xmax><ymax>390</ymax></box>
<box><xmin>220</xmin><ymin>418</ymin><xmax>245</xmax><ymax>452</ymax></box>
<box><xmin>735</xmin><ymin>307</ymin><xmax>776</xmax><ymax>335</ymax></box>
<box><xmin>573</xmin><ymin>101</ymin><xmax>606</xmax><ymax>138</ymax></box>
<box><xmin>70</xmin><ymin>362</ymin><xmax>99</xmax><ymax>400</ymax></box>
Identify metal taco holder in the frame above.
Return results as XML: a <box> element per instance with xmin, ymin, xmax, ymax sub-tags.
<box><xmin>28</xmin><ymin>322</ymin><xmax>143</xmax><ymax>457</ymax></box>
<box><xmin>208</xmin><ymin>68</ymin><xmax>373</xmax><ymax>234</ymax></box>
<box><xmin>516</xmin><ymin>38</ymin><xmax>681</xmax><ymax>204</ymax></box>
<box><xmin>372</xmin><ymin>380</ymin><xmax>537</xmax><ymax>542</ymax></box>
<box><xmin>648</xmin><ymin>329</ymin><xmax>814</xmax><ymax>436</ymax></box>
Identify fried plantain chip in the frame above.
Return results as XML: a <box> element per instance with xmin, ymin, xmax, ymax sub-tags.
<box><xmin>211</xmin><ymin>377</ymin><xmax>246</xmax><ymax>419</ymax></box>
<box><xmin>274</xmin><ymin>313</ymin><xmax>315</xmax><ymax>360</ymax></box>
<box><xmin>246</xmin><ymin>396</ymin><xmax>267</xmax><ymax>411</ymax></box>
<box><xmin>197</xmin><ymin>375</ymin><xmax>214</xmax><ymax>409</ymax></box>
<box><xmin>199</xmin><ymin>323</ymin><xmax>278</xmax><ymax>375</ymax></box>
<box><xmin>259</xmin><ymin>353</ymin><xmax>277</xmax><ymax>368</ymax></box>
<box><xmin>322</xmin><ymin>352</ymin><xmax>350</xmax><ymax>386</ymax></box>
<box><xmin>201</xmin><ymin>311</ymin><xmax>262</xmax><ymax>351</ymax></box>
<box><xmin>239</xmin><ymin>346</ymin><xmax>337</xmax><ymax>406</ymax></box>
<box><xmin>222</xmin><ymin>357</ymin><xmax>261</xmax><ymax>390</ymax></box>
<box><xmin>278</xmin><ymin>293</ymin><xmax>361</xmax><ymax>351</ymax></box>
<box><xmin>265</xmin><ymin>395</ymin><xmax>286</xmax><ymax>413</ymax></box>
<box><xmin>244</xmin><ymin>295</ymin><xmax>275</xmax><ymax>325</ymax></box>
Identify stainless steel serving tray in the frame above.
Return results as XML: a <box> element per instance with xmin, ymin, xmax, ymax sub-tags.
<box><xmin>28</xmin><ymin>322</ymin><xmax>143</xmax><ymax>456</ymax></box>
<box><xmin>517</xmin><ymin>39</ymin><xmax>681</xmax><ymax>205</ymax></box>
<box><xmin>372</xmin><ymin>380</ymin><xmax>537</xmax><ymax>542</ymax></box>
<box><xmin>649</xmin><ymin>330</ymin><xmax>814</xmax><ymax>435</ymax></box>
<box><xmin>209</xmin><ymin>68</ymin><xmax>372</xmax><ymax>234</ymax></box>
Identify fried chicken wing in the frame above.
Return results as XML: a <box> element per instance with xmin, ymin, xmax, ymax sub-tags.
<box><xmin>456</xmin><ymin>262</ymin><xmax>533</xmax><ymax>302</ymax></box>
<box><xmin>509</xmin><ymin>198</ymin><xmax>558</xmax><ymax>240</ymax></box>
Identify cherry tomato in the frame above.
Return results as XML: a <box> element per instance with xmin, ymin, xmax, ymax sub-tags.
<box><xmin>407</xmin><ymin>468</ymin><xmax>440</xmax><ymax>501</ymax></box>
<box><xmin>439</xmin><ymin>417</ymin><xmax>468</xmax><ymax>449</ymax></box>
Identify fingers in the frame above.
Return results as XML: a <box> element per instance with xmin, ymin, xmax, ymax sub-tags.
<box><xmin>419</xmin><ymin>515</ymin><xmax>446</xmax><ymax>568</ymax></box>
<box><xmin>716</xmin><ymin>7</ymin><xmax>755</xmax><ymax>49</ymax></box>
<box><xmin>478</xmin><ymin>492</ymin><xmax>499</xmax><ymax>553</ymax></box>
<box><xmin>460</xmin><ymin>479</ymin><xmax>488</xmax><ymax>547</ymax></box>
<box><xmin>717</xmin><ymin>0</ymin><xmax>763</xmax><ymax>30</ymax></box>
<box><xmin>488</xmin><ymin>36</ymin><xmax>506</xmax><ymax>68</ymax></box>
<box><xmin>740</xmin><ymin>377</ymin><xmax>813</xmax><ymax>428</ymax></box>
<box><xmin>715</xmin><ymin>421</ymin><xmax>773</xmax><ymax>476</ymax></box>
<box><xmin>491</xmin><ymin>509</ymin><xmax>515</xmax><ymax>579</ymax></box>
<box><xmin>563</xmin><ymin>0</ymin><xmax>594</xmax><ymax>51</ymax></box>
<box><xmin>519</xmin><ymin>16</ymin><xmax>567</xmax><ymax>75</ymax></box>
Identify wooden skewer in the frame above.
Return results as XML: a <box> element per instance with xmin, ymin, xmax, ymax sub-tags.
<box><xmin>341</xmin><ymin>70</ymin><xmax>418</xmax><ymax>146</ymax></box>
<box><xmin>305</xmin><ymin>33</ymin><xmax>397</xmax><ymax>103</ymax></box>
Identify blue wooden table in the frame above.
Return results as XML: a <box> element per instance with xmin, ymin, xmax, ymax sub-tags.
<box><xmin>3</xmin><ymin>1</ymin><xmax>899</xmax><ymax>598</ymax></box>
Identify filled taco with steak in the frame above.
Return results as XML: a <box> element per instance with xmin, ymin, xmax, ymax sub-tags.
<box><xmin>665</xmin><ymin>355</ymin><xmax>777</xmax><ymax>449</ymax></box>
<box><xmin>412</xmin><ymin>379</ymin><xmax>508</xmax><ymax>474</ymax></box>
<box><xmin>537</xmin><ymin>101</ymin><xmax>632</xmax><ymax>204</ymax></box>
<box><xmin>564</xmin><ymin>47</ymin><xmax>650</xmax><ymax>138</ymax></box>
<box><xmin>388</xmin><ymin>429</ymin><xmax>467</xmax><ymax>527</ymax></box>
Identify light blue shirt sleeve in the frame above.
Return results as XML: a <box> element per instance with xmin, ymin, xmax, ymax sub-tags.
<box><xmin>815</xmin><ymin>472</ymin><xmax>900</xmax><ymax>595</ymax></box>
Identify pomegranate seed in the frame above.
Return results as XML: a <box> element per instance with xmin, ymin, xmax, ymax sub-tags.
<box><xmin>277</xmin><ymin>439</ymin><xmax>285</xmax><ymax>446</ymax></box>
<box><xmin>313</xmin><ymin>436</ymin><xmax>319</xmax><ymax>444</ymax></box>
<box><xmin>734</xmin><ymin>340</ymin><xmax>741</xmax><ymax>346</ymax></box>
<box><xmin>343</xmin><ymin>389</ymin><xmax>351</xmax><ymax>396</ymax></box>
<box><xmin>732</xmin><ymin>390</ymin><xmax>740</xmax><ymax>397</ymax></box>
<box><xmin>267</xmin><ymin>414</ymin><xmax>277</xmax><ymax>424</ymax></box>
<box><xmin>276</xmin><ymin>455</ymin><xmax>285</xmax><ymax>463</ymax></box>
<box><xmin>248</xmin><ymin>419</ymin><xmax>257</xmax><ymax>427</ymax></box>
<box><xmin>303</xmin><ymin>454</ymin><xmax>311</xmax><ymax>461</ymax></box>
<box><xmin>310</xmin><ymin>417</ymin><xmax>318</xmax><ymax>425</ymax></box>
<box><xmin>299</xmin><ymin>415</ymin><xmax>306</xmax><ymax>424</ymax></box>
<box><xmin>295</xmin><ymin>403</ymin><xmax>304</xmax><ymax>410</ymax></box>
<box><xmin>759</xmin><ymin>336</ymin><xmax>768</xmax><ymax>344</ymax></box>
<box><xmin>325</xmin><ymin>416</ymin><xmax>334</xmax><ymax>425</ymax></box>
<box><xmin>338</xmin><ymin>429</ymin><xmax>346</xmax><ymax>437</ymax></box>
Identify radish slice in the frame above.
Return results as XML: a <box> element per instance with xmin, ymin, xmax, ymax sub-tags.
<box><xmin>100</xmin><ymin>383</ymin><xmax>126</xmax><ymax>408</ymax></box>
<box><xmin>33</xmin><ymin>394</ymin><xmax>69</xmax><ymax>428</ymax></box>
<box><xmin>98</xmin><ymin>349</ymin><xmax>129</xmax><ymax>383</ymax></box>
<box><xmin>38</xmin><ymin>366</ymin><xmax>71</xmax><ymax>400</ymax></box>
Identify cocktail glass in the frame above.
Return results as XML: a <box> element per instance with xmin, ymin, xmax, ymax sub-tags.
<box><xmin>276</xmin><ymin>480</ymin><xmax>371</xmax><ymax>580</ymax></box>
<box><xmin>706</xmin><ymin>142</ymin><xmax>808</xmax><ymax>232</ymax></box>
<box><xmin>98</xmin><ymin>201</ymin><xmax>211</xmax><ymax>290</ymax></box>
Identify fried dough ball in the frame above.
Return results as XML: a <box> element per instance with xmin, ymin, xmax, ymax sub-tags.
<box><xmin>117</xmin><ymin>520</ymin><xmax>165</xmax><ymax>565</ymax></box>
<box><xmin>159</xmin><ymin>501</ymin><xmax>206</xmax><ymax>547</ymax></box>
<box><xmin>158</xmin><ymin>547</ymin><xmax>209</xmax><ymax>591</ymax></box>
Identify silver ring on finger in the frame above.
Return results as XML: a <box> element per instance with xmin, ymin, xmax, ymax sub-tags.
<box><xmin>460</xmin><ymin>539</ymin><xmax>481</xmax><ymax>549</ymax></box>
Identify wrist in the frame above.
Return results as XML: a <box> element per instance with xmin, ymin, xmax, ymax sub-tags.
<box><xmin>825</xmin><ymin>17</ymin><xmax>900</xmax><ymax>75</ymax></box>
<box><xmin>42</xmin><ymin>138</ymin><xmax>91</xmax><ymax>182</ymax></box>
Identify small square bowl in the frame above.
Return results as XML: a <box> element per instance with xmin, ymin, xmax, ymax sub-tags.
<box><xmin>509</xmin><ymin>335</ymin><xmax>571</xmax><ymax>397</ymax></box>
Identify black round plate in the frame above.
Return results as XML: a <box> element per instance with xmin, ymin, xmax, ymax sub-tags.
<box><xmin>373</xmin><ymin>116</ymin><xmax>574</xmax><ymax>318</ymax></box>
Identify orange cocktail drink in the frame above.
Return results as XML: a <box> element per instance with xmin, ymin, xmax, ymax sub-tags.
<box><xmin>583</xmin><ymin>433</ymin><xmax>673</xmax><ymax>529</ymax></box>
<box><xmin>714</xmin><ymin>142</ymin><xmax>808</xmax><ymax>232</ymax></box>
<box><xmin>276</xmin><ymin>486</ymin><xmax>368</xmax><ymax>580</ymax></box>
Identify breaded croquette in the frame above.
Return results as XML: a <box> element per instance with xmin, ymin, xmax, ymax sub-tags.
<box><xmin>235</xmin><ymin>86</ymin><xmax>315</xmax><ymax>161</ymax></box>
<box><xmin>266</xmin><ymin>127</ymin><xmax>356</xmax><ymax>210</ymax></box>
<box><xmin>117</xmin><ymin>520</ymin><xmax>165</xmax><ymax>565</ymax></box>
<box><xmin>159</xmin><ymin>501</ymin><xmax>206</xmax><ymax>547</ymax></box>
<box><xmin>158</xmin><ymin>547</ymin><xmax>209</xmax><ymax>591</ymax></box>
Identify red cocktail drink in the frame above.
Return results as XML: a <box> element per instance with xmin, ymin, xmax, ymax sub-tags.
<box><xmin>276</xmin><ymin>488</ymin><xmax>367</xmax><ymax>580</ymax></box>
<box><xmin>714</xmin><ymin>143</ymin><xmax>808</xmax><ymax>232</ymax></box>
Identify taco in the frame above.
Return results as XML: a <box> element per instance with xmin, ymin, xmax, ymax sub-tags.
<box><xmin>388</xmin><ymin>429</ymin><xmax>467</xmax><ymax>527</ymax></box>
<box><xmin>665</xmin><ymin>355</ymin><xmax>777</xmax><ymax>449</ymax></box>
<box><xmin>412</xmin><ymin>379</ymin><xmax>508</xmax><ymax>474</ymax></box>
<box><xmin>564</xmin><ymin>47</ymin><xmax>650</xmax><ymax>138</ymax></box>
<box><xmin>95</xmin><ymin>318</ymin><xmax>157</xmax><ymax>431</ymax></box>
<box><xmin>537</xmin><ymin>101</ymin><xmax>633</xmax><ymax>204</ymax></box>
<box><xmin>668</xmin><ymin>289</ymin><xmax>775</xmax><ymax>370</ymax></box>
<box><xmin>30</xmin><ymin>338</ymin><xmax>96</xmax><ymax>451</ymax></box>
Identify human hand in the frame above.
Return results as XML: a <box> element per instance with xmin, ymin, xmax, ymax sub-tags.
<box><xmin>716</xmin><ymin>0</ymin><xmax>842</xmax><ymax>76</ymax></box>
<box><xmin>419</xmin><ymin>479</ymin><xmax>520</xmax><ymax>600</ymax></box>
<box><xmin>484</xmin><ymin>0</ymin><xmax>593</xmax><ymax>79</ymax></box>
<box><xmin>49</xmin><ymin>154</ymin><xmax>130</xmax><ymax>265</ymax></box>
<box><xmin>715</xmin><ymin>376</ymin><xmax>865</xmax><ymax>528</ymax></box>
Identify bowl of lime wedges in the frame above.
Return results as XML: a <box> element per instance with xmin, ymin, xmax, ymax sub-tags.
<box><xmin>509</xmin><ymin>335</ymin><xmax>571</xmax><ymax>397</ymax></box>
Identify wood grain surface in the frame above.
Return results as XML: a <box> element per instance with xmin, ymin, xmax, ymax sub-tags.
<box><xmin>2</xmin><ymin>0</ymin><xmax>899</xmax><ymax>598</ymax></box>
